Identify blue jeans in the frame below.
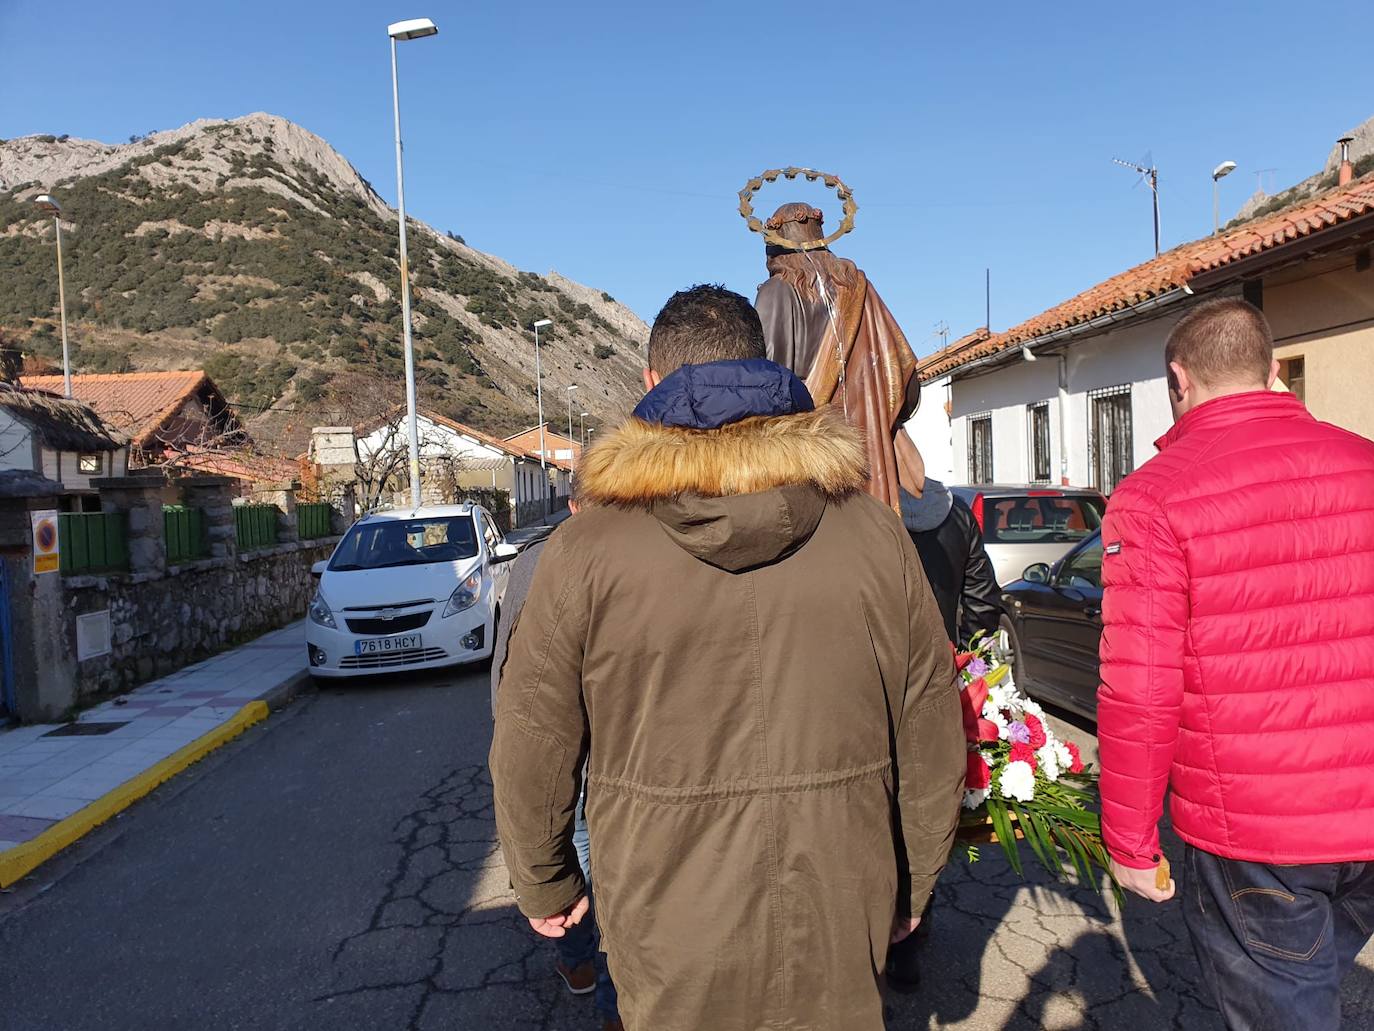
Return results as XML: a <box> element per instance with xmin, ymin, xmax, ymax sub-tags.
<box><xmin>554</xmin><ymin>793</ymin><xmax>620</xmax><ymax>1021</ymax></box>
<box><xmin>1183</xmin><ymin>844</ymin><xmax>1374</xmax><ymax>1030</ymax></box>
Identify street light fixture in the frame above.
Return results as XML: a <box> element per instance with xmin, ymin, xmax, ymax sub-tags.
<box><xmin>579</xmin><ymin>411</ymin><xmax>589</xmax><ymax>447</ymax></box>
<box><xmin>34</xmin><ymin>194</ymin><xmax>72</xmax><ymax>398</ymax></box>
<box><xmin>387</xmin><ymin>16</ymin><xmax>439</xmax><ymax>510</ymax></box>
<box><xmin>1212</xmin><ymin>160</ymin><xmax>1237</xmax><ymax>235</ymax></box>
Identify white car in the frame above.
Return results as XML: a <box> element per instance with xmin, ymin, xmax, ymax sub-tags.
<box><xmin>305</xmin><ymin>504</ymin><xmax>519</xmax><ymax>678</ymax></box>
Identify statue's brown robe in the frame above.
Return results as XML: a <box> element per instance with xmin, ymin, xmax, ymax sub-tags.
<box><xmin>757</xmin><ymin>255</ymin><xmax>922</xmax><ymax>511</ymax></box>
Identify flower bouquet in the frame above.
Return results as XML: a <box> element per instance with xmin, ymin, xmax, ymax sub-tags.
<box><xmin>955</xmin><ymin>637</ymin><xmax>1114</xmax><ymax>891</ymax></box>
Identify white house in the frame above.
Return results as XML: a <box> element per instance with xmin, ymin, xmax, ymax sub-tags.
<box><xmin>911</xmin><ymin>161</ymin><xmax>1374</xmax><ymax>494</ymax></box>
<box><xmin>0</xmin><ymin>384</ymin><xmax>129</xmax><ymax>504</ymax></box>
<box><xmin>352</xmin><ymin>409</ymin><xmax>550</xmax><ymax>525</ymax></box>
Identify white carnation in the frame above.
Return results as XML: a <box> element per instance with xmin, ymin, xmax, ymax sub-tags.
<box><xmin>1037</xmin><ymin>744</ymin><xmax>1061</xmax><ymax>781</ymax></box>
<box><xmin>999</xmin><ymin>760</ymin><xmax>1037</xmax><ymax>802</ymax></box>
<box><xmin>1053</xmin><ymin>741</ymin><xmax>1073</xmax><ymax>770</ymax></box>
<box><xmin>1020</xmin><ymin>697</ymin><xmax>1046</xmax><ymax>719</ymax></box>
<box><xmin>982</xmin><ymin>706</ymin><xmax>1009</xmax><ymax>739</ymax></box>
<box><xmin>962</xmin><ymin>787</ymin><xmax>990</xmax><ymax>810</ymax></box>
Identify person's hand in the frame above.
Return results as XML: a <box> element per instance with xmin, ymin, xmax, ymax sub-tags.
<box><xmin>527</xmin><ymin>895</ymin><xmax>590</xmax><ymax>938</ymax></box>
<box><xmin>1110</xmin><ymin>858</ymin><xmax>1176</xmax><ymax>903</ymax></box>
<box><xmin>890</xmin><ymin>914</ymin><xmax>922</xmax><ymax>944</ymax></box>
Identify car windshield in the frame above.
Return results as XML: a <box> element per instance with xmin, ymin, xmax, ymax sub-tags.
<box><xmin>982</xmin><ymin>495</ymin><xmax>1105</xmax><ymax>545</ymax></box>
<box><xmin>328</xmin><ymin>516</ymin><xmax>478</xmax><ymax>571</ymax></box>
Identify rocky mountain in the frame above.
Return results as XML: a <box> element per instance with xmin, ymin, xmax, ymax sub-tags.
<box><xmin>1229</xmin><ymin>113</ymin><xmax>1374</xmax><ymax>226</ymax></box>
<box><xmin>0</xmin><ymin>113</ymin><xmax>646</xmax><ymax>450</ymax></box>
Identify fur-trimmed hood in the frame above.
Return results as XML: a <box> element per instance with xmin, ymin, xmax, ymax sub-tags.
<box><xmin>577</xmin><ymin>408</ymin><xmax>868</xmax><ymax>571</ymax></box>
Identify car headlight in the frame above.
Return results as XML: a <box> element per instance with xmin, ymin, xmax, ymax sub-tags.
<box><xmin>308</xmin><ymin>592</ymin><xmax>337</xmax><ymax>629</ymax></box>
<box><xmin>442</xmin><ymin>570</ymin><xmax>483</xmax><ymax>618</ymax></box>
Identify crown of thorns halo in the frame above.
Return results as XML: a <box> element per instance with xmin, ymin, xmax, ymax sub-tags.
<box><xmin>738</xmin><ymin>167</ymin><xmax>858</xmax><ymax>251</ymax></box>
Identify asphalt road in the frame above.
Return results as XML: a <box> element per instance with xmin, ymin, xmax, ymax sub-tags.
<box><xmin>1</xmin><ymin>668</ymin><xmax>1371</xmax><ymax>1031</ymax></box>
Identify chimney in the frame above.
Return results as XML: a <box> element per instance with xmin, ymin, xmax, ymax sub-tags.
<box><xmin>1338</xmin><ymin>136</ymin><xmax>1355</xmax><ymax>186</ymax></box>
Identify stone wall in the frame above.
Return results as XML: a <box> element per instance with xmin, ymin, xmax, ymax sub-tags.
<box><xmin>61</xmin><ymin>537</ymin><xmax>338</xmax><ymax>701</ymax></box>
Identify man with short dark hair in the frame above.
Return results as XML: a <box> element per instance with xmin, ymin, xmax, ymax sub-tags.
<box><xmin>1097</xmin><ymin>297</ymin><xmax>1374</xmax><ymax>1030</ymax></box>
<box><xmin>491</xmin><ymin>284</ymin><xmax>964</xmax><ymax>1030</ymax></box>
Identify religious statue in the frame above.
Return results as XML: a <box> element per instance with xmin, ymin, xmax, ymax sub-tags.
<box><xmin>741</xmin><ymin>168</ymin><xmax>924</xmax><ymax>509</ymax></box>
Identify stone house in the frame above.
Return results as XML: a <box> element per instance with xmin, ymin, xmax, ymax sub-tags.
<box><xmin>910</xmin><ymin>152</ymin><xmax>1374</xmax><ymax>494</ymax></box>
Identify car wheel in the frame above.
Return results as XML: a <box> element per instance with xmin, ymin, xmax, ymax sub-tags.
<box><xmin>994</xmin><ymin>614</ymin><xmax>1022</xmax><ymax>682</ymax></box>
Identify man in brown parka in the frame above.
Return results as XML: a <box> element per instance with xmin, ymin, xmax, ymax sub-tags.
<box><xmin>490</xmin><ymin>285</ymin><xmax>964</xmax><ymax>1031</ymax></box>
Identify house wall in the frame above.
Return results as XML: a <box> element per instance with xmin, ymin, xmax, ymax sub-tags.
<box><xmin>948</xmin><ymin>310</ymin><xmax>1184</xmax><ymax>490</ymax></box>
<box><xmin>903</xmin><ymin>374</ymin><xmax>955</xmax><ymax>485</ymax></box>
<box><xmin>1266</xmin><ymin>259</ymin><xmax>1374</xmax><ymax>441</ymax></box>
<box><xmin>0</xmin><ymin>411</ymin><xmax>37</xmax><ymax>473</ymax></box>
<box><xmin>38</xmin><ymin>446</ymin><xmax>130</xmax><ymax>492</ymax></box>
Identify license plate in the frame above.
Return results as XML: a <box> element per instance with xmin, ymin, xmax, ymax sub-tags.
<box><xmin>354</xmin><ymin>634</ymin><xmax>422</xmax><ymax>655</ymax></box>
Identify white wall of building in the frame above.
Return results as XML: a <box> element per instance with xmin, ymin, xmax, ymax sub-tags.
<box><xmin>945</xmin><ymin>310</ymin><xmax>1183</xmax><ymax>490</ymax></box>
<box><xmin>903</xmin><ymin>374</ymin><xmax>955</xmax><ymax>486</ymax></box>
<box><xmin>0</xmin><ymin>411</ymin><xmax>37</xmax><ymax>473</ymax></box>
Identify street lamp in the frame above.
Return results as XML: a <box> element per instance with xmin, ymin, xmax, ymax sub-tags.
<box><xmin>565</xmin><ymin>385</ymin><xmax>578</xmax><ymax>463</ymax></box>
<box><xmin>532</xmin><ymin>318</ymin><xmax>552</xmax><ymax>469</ymax></box>
<box><xmin>1212</xmin><ymin>160</ymin><xmax>1237</xmax><ymax>235</ymax></box>
<box><xmin>580</xmin><ymin>411</ymin><xmax>589</xmax><ymax>447</ymax></box>
<box><xmin>34</xmin><ymin>194</ymin><xmax>71</xmax><ymax>398</ymax></box>
<box><xmin>387</xmin><ymin>16</ymin><xmax>439</xmax><ymax>510</ymax></box>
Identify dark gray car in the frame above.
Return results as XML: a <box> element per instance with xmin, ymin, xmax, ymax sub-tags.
<box><xmin>996</xmin><ymin>529</ymin><xmax>1104</xmax><ymax>720</ymax></box>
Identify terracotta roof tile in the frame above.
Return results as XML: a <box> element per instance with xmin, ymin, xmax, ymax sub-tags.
<box><xmin>18</xmin><ymin>371</ymin><xmax>213</xmax><ymax>447</ymax></box>
<box><xmin>918</xmin><ymin>172</ymin><xmax>1374</xmax><ymax>380</ymax></box>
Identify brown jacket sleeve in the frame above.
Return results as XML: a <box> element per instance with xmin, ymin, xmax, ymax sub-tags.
<box><xmin>894</xmin><ymin>528</ymin><xmax>965</xmax><ymax>916</ymax></box>
<box><xmin>489</xmin><ymin>531</ymin><xmax>589</xmax><ymax>919</ymax></box>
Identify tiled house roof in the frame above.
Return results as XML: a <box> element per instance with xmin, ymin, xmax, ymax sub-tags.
<box><xmin>18</xmin><ymin>371</ymin><xmax>241</xmax><ymax>449</ymax></box>
<box><xmin>918</xmin><ymin>173</ymin><xmax>1374</xmax><ymax>381</ymax></box>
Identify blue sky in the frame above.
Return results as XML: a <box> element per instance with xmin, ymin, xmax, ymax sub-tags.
<box><xmin>2</xmin><ymin>0</ymin><xmax>1369</xmax><ymax>356</ymax></box>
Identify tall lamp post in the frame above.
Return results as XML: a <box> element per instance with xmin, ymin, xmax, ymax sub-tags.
<box><xmin>387</xmin><ymin>17</ymin><xmax>439</xmax><ymax>510</ymax></box>
<box><xmin>532</xmin><ymin>319</ymin><xmax>552</xmax><ymax>514</ymax></box>
<box><xmin>34</xmin><ymin>194</ymin><xmax>71</xmax><ymax>398</ymax></box>
<box><xmin>579</xmin><ymin>411</ymin><xmax>589</xmax><ymax>448</ymax></box>
<box><xmin>1212</xmin><ymin>160</ymin><xmax>1237</xmax><ymax>235</ymax></box>
<box><xmin>565</xmin><ymin>384</ymin><xmax>578</xmax><ymax>465</ymax></box>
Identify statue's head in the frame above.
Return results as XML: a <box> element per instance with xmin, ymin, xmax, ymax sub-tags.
<box><xmin>764</xmin><ymin>203</ymin><xmax>825</xmax><ymax>255</ymax></box>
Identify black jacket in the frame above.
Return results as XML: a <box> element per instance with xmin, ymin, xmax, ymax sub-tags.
<box><xmin>901</xmin><ymin>483</ymin><xmax>1001</xmax><ymax>646</ymax></box>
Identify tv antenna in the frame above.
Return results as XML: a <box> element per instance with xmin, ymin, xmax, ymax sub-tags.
<box><xmin>1112</xmin><ymin>154</ymin><xmax>1161</xmax><ymax>257</ymax></box>
<box><xmin>1253</xmin><ymin>168</ymin><xmax>1278</xmax><ymax>195</ymax></box>
<box><xmin>934</xmin><ymin>320</ymin><xmax>950</xmax><ymax>348</ymax></box>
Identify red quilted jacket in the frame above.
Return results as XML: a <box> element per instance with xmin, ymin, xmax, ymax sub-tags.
<box><xmin>1098</xmin><ymin>390</ymin><xmax>1374</xmax><ymax>868</ymax></box>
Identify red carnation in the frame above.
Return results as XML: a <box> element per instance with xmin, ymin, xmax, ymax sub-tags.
<box><xmin>1009</xmin><ymin>742</ymin><xmax>1038</xmax><ymax>771</ymax></box>
<box><xmin>1066</xmin><ymin>741</ymin><xmax>1085</xmax><ymax>774</ymax></box>
<box><xmin>1025</xmin><ymin>714</ymin><xmax>1048</xmax><ymax>750</ymax></box>
<box><xmin>966</xmin><ymin>751</ymin><xmax>991</xmax><ymax>790</ymax></box>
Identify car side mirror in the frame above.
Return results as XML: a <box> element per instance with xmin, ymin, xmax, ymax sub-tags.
<box><xmin>1023</xmin><ymin>562</ymin><xmax>1051</xmax><ymax>584</ymax></box>
<box><xmin>311</xmin><ymin>560</ymin><xmax>327</xmax><ymax>579</ymax></box>
<box><xmin>491</xmin><ymin>542</ymin><xmax>519</xmax><ymax>564</ymax></box>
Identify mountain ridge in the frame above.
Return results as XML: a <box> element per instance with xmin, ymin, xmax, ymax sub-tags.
<box><xmin>0</xmin><ymin>113</ymin><xmax>645</xmax><ymax>452</ymax></box>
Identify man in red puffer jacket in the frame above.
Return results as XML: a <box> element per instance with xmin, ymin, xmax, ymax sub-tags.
<box><xmin>1097</xmin><ymin>297</ymin><xmax>1374</xmax><ymax>1031</ymax></box>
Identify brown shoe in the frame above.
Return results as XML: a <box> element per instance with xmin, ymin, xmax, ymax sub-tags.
<box><xmin>555</xmin><ymin>960</ymin><xmax>596</xmax><ymax>995</ymax></box>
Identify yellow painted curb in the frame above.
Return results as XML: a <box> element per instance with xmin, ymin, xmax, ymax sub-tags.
<box><xmin>0</xmin><ymin>700</ymin><xmax>270</xmax><ymax>889</ymax></box>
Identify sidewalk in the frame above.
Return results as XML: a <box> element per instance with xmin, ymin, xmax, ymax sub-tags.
<box><xmin>0</xmin><ymin>621</ymin><xmax>308</xmax><ymax>887</ymax></box>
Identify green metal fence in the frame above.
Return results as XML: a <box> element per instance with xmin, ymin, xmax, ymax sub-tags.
<box><xmin>163</xmin><ymin>506</ymin><xmax>208</xmax><ymax>564</ymax></box>
<box><xmin>296</xmin><ymin>502</ymin><xmax>333</xmax><ymax>540</ymax></box>
<box><xmin>58</xmin><ymin>511</ymin><xmax>129</xmax><ymax>574</ymax></box>
<box><xmin>234</xmin><ymin>504</ymin><xmax>279</xmax><ymax>551</ymax></box>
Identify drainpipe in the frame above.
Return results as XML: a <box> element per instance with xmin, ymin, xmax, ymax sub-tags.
<box><xmin>1057</xmin><ymin>354</ymin><xmax>1069</xmax><ymax>486</ymax></box>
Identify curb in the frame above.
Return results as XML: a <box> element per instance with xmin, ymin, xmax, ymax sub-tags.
<box><xmin>260</xmin><ymin>670</ymin><xmax>312</xmax><ymax>712</ymax></box>
<box><xmin>0</xmin><ymin>700</ymin><xmax>271</xmax><ymax>889</ymax></box>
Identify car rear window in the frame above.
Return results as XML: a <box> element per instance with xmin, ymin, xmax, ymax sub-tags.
<box><xmin>982</xmin><ymin>495</ymin><xmax>1104</xmax><ymax>545</ymax></box>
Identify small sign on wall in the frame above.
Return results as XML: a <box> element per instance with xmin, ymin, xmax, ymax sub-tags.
<box><xmin>32</xmin><ymin>510</ymin><xmax>60</xmax><ymax>575</ymax></box>
<box><xmin>76</xmin><ymin>610</ymin><xmax>112</xmax><ymax>661</ymax></box>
